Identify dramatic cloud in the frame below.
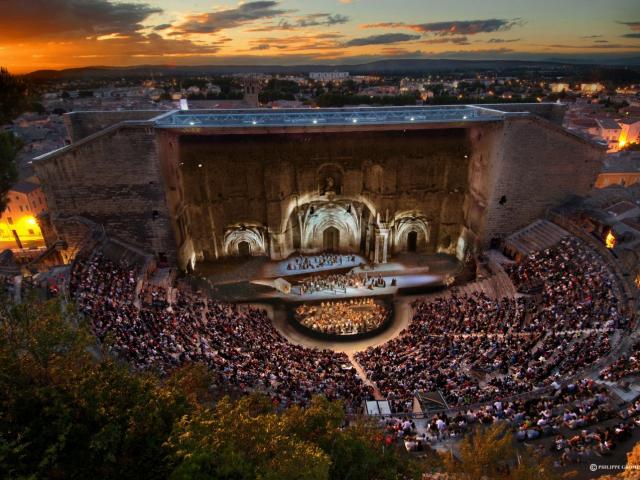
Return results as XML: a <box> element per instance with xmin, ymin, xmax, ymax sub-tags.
<box><xmin>361</xmin><ymin>22</ymin><xmax>407</xmax><ymax>29</ymax></box>
<box><xmin>362</xmin><ymin>19</ymin><xmax>524</xmax><ymax>36</ymax></box>
<box><xmin>344</xmin><ymin>33</ymin><xmax>421</xmax><ymax>47</ymax></box>
<box><xmin>411</xmin><ymin>19</ymin><xmax>524</xmax><ymax>35</ymax></box>
<box><xmin>618</xmin><ymin>20</ymin><xmax>640</xmax><ymax>38</ymax></box>
<box><xmin>422</xmin><ymin>36</ymin><xmax>470</xmax><ymax>45</ymax></box>
<box><xmin>174</xmin><ymin>1</ymin><xmax>289</xmax><ymax>34</ymax></box>
<box><xmin>618</xmin><ymin>21</ymin><xmax>640</xmax><ymax>31</ymax></box>
<box><xmin>0</xmin><ymin>0</ymin><xmax>230</xmax><ymax>69</ymax></box>
<box><xmin>580</xmin><ymin>35</ymin><xmax>603</xmax><ymax>38</ymax></box>
<box><xmin>247</xmin><ymin>13</ymin><xmax>349</xmax><ymax>32</ymax></box>
<box><xmin>247</xmin><ymin>33</ymin><xmax>344</xmax><ymax>52</ymax></box>
<box><xmin>297</xmin><ymin>13</ymin><xmax>349</xmax><ymax>27</ymax></box>
<box><xmin>487</xmin><ymin>38</ymin><xmax>521</xmax><ymax>43</ymax></box>
<box><xmin>0</xmin><ymin>0</ymin><xmax>161</xmax><ymax>42</ymax></box>
<box><xmin>545</xmin><ymin>43</ymin><xmax>637</xmax><ymax>49</ymax></box>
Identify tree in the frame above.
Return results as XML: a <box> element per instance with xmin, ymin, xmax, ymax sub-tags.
<box><xmin>444</xmin><ymin>423</ymin><xmax>561</xmax><ymax>480</ymax></box>
<box><xmin>0</xmin><ymin>131</ymin><xmax>21</xmax><ymax>213</ymax></box>
<box><xmin>167</xmin><ymin>394</ymin><xmax>331</xmax><ymax>480</ymax></box>
<box><xmin>0</xmin><ymin>297</ymin><xmax>197</xmax><ymax>480</ymax></box>
<box><xmin>0</xmin><ymin>296</ymin><xmax>427</xmax><ymax>480</ymax></box>
<box><xmin>168</xmin><ymin>394</ymin><xmax>424</xmax><ymax>480</ymax></box>
<box><xmin>0</xmin><ymin>67</ymin><xmax>30</xmax><ymax>124</ymax></box>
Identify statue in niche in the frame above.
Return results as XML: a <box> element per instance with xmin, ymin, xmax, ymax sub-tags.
<box><xmin>324</xmin><ymin>176</ymin><xmax>335</xmax><ymax>193</ymax></box>
<box><xmin>321</xmin><ymin>176</ymin><xmax>337</xmax><ymax>200</ymax></box>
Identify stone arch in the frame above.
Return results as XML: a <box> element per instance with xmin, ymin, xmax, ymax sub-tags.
<box><xmin>392</xmin><ymin>212</ymin><xmax>430</xmax><ymax>253</ymax></box>
<box><xmin>302</xmin><ymin>203</ymin><xmax>360</xmax><ymax>251</ymax></box>
<box><xmin>223</xmin><ymin>224</ymin><xmax>267</xmax><ymax>257</ymax></box>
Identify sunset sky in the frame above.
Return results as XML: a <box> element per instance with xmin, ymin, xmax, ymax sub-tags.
<box><xmin>1</xmin><ymin>0</ymin><xmax>639</xmax><ymax>73</ymax></box>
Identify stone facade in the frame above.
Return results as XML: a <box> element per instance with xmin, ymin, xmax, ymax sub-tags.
<box><xmin>35</xmin><ymin>123</ymin><xmax>177</xmax><ymax>263</ymax></box>
<box><xmin>33</xmin><ymin>106</ymin><xmax>605</xmax><ymax>270</ymax></box>
<box><xmin>173</xmin><ymin>129</ymin><xmax>469</xmax><ymax>265</ymax></box>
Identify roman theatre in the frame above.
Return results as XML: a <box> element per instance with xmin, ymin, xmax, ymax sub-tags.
<box><xmin>34</xmin><ymin>104</ymin><xmax>605</xmax><ymax>347</ymax></box>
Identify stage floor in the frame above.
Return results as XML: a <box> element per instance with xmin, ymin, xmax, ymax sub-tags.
<box><xmin>193</xmin><ymin>252</ymin><xmax>460</xmax><ymax>303</ymax></box>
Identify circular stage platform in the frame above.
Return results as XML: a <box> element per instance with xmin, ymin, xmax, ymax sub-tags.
<box><xmin>290</xmin><ymin>297</ymin><xmax>394</xmax><ymax>342</ymax></box>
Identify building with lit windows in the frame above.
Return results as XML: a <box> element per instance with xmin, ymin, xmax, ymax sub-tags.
<box><xmin>0</xmin><ymin>179</ymin><xmax>47</xmax><ymax>250</ymax></box>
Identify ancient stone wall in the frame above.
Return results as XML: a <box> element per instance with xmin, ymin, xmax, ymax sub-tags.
<box><xmin>479</xmin><ymin>117</ymin><xmax>604</xmax><ymax>247</ymax></box>
<box><xmin>34</xmin><ymin>125</ymin><xmax>177</xmax><ymax>262</ymax></box>
<box><xmin>34</xmin><ymin>109</ymin><xmax>604</xmax><ymax>269</ymax></box>
<box><xmin>64</xmin><ymin>110</ymin><xmax>162</xmax><ymax>143</ymax></box>
<box><xmin>177</xmin><ymin>129</ymin><xmax>471</xmax><ymax>262</ymax></box>
<box><xmin>476</xmin><ymin>103</ymin><xmax>567</xmax><ymax>125</ymax></box>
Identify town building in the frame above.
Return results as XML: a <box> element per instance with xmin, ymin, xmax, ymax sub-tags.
<box><xmin>596</xmin><ymin>118</ymin><xmax>623</xmax><ymax>151</ymax></box>
<box><xmin>0</xmin><ymin>179</ymin><xmax>47</xmax><ymax>250</ymax></box>
<box><xmin>595</xmin><ymin>153</ymin><xmax>640</xmax><ymax>189</ymax></box>
<box><xmin>309</xmin><ymin>71</ymin><xmax>350</xmax><ymax>83</ymax></box>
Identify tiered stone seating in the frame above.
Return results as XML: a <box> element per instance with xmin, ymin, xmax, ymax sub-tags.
<box><xmin>505</xmin><ymin>219</ymin><xmax>569</xmax><ymax>258</ymax></box>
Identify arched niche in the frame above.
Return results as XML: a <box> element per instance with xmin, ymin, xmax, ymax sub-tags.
<box><xmin>392</xmin><ymin>213</ymin><xmax>430</xmax><ymax>253</ymax></box>
<box><xmin>223</xmin><ymin>224</ymin><xmax>267</xmax><ymax>257</ymax></box>
<box><xmin>317</xmin><ymin>163</ymin><xmax>344</xmax><ymax>196</ymax></box>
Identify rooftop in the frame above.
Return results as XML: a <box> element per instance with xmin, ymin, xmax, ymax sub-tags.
<box><xmin>10</xmin><ymin>180</ymin><xmax>41</xmax><ymax>194</ymax></box>
<box><xmin>596</xmin><ymin>118</ymin><xmax>621</xmax><ymax>130</ymax></box>
<box><xmin>154</xmin><ymin>105</ymin><xmax>508</xmax><ymax>129</ymax></box>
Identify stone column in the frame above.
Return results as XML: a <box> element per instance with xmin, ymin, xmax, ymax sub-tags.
<box><xmin>374</xmin><ymin>226</ymin><xmax>390</xmax><ymax>264</ymax></box>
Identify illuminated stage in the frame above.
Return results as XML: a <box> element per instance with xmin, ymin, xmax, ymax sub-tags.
<box><xmin>183</xmin><ymin>252</ymin><xmax>460</xmax><ymax>350</ymax></box>
<box><xmin>195</xmin><ymin>252</ymin><xmax>459</xmax><ymax>303</ymax></box>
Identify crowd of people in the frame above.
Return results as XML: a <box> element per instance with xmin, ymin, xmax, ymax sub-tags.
<box><xmin>295</xmin><ymin>298</ymin><xmax>389</xmax><ymax>335</ymax></box>
<box><xmin>66</xmin><ymin>234</ymin><xmax>636</xmax><ymax>458</ymax></box>
<box><xmin>297</xmin><ymin>271</ymin><xmax>393</xmax><ymax>295</ymax></box>
<box><xmin>286</xmin><ymin>253</ymin><xmax>358</xmax><ymax>272</ymax></box>
<box><xmin>355</xmin><ymin>237</ymin><xmax>624</xmax><ymax>411</ymax></box>
<box><xmin>599</xmin><ymin>341</ymin><xmax>640</xmax><ymax>382</ymax></box>
<box><xmin>70</xmin><ymin>251</ymin><xmax>372</xmax><ymax>411</ymax></box>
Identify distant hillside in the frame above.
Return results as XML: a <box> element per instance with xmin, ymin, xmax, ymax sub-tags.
<box><xmin>22</xmin><ymin>59</ymin><xmax>580</xmax><ymax>80</ymax></box>
<box><xmin>22</xmin><ymin>57</ymin><xmax>640</xmax><ymax>81</ymax></box>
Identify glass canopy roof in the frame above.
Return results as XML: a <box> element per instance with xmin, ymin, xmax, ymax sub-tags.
<box><xmin>154</xmin><ymin>105</ymin><xmax>507</xmax><ymax>129</ymax></box>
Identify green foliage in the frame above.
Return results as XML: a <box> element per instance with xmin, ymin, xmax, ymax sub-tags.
<box><xmin>169</xmin><ymin>395</ymin><xmax>423</xmax><ymax>480</ymax></box>
<box><xmin>444</xmin><ymin>423</ymin><xmax>561</xmax><ymax>480</ymax></box>
<box><xmin>0</xmin><ymin>298</ymin><xmax>426</xmax><ymax>480</ymax></box>
<box><xmin>0</xmin><ymin>67</ymin><xmax>31</xmax><ymax>124</ymax></box>
<box><xmin>259</xmin><ymin>79</ymin><xmax>300</xmax><ymax>103</ymax></box>
<box><xmin>0</xmin><ymin>298</ymin><xmax>195</xmax><ymax>480</ymax></box>
<box><xmin>0</xmin><ymin>131</ymin><xmax>21</xmax><ymax>213</ymax></box>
